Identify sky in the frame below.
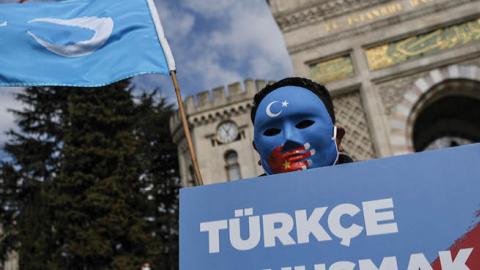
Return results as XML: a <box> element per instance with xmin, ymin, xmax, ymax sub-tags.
<box><xmin>0</xmin><ymin>0</ymin><xmax>293</xmax><ymax>159</ymax></box>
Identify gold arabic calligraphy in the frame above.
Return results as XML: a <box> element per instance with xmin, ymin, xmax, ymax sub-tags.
<box><xmin>367</xmin><ymin>18</ymin><xmax>480</xmax><ymax>70</ymax></box>
<box><xmin>310</xmin><ymin>55</ymin><xmax>354</xmax><ymax>84</ymax></box>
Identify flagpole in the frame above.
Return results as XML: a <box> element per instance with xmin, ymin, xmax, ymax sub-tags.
<box><xmin>170</xmin><ymin>71</ymin><xmax>204</xmax><ymax>186</ymax></box>
<box><xmin>145</xmin><ymin>0</ymin><xmax>204</xmax><ymax>186</ymax></box>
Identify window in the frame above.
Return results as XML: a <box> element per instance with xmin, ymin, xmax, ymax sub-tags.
<box><xmin>412</xmin><ymin>81</ymin><xmax>480</xmax><ymax>152</ymax></box>
<box><xmin>225</xmin><ymin>150</ymin><xmax>241</xmax><ymax>181</ymax></box>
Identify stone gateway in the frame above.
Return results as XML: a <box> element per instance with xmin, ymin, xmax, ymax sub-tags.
<box><xmin>171</xmin><ymin>0</ymin><xmax>480</xmax><ymax>185</ymax></box>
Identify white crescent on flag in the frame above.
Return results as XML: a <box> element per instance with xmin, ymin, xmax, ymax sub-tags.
<box><xmin>0</xmin><ymin>0</ymin><xmax>175</xmax><ymax>87</ymax></box>
<box><xmin>27</xmin><ymin>17</ymin><xmax>114</xmax><ymax>58</ymax></box>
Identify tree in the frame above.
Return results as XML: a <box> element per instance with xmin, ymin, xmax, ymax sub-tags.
<box><xmin>0</xmin><ymin>86</ymin><xmax>68</xmax><ymax>270</ymax></box>
<box><xmin>49</xmin><ymin>82</ymin><xmax>154</xmax><ymax>269</ymax></box>
<box><xmin>0</xmin><ymin>163</ymin><xmax>20</xmax><ymax>264</ymax></box>
<box><xmin>0</xmin><ymin>82</ymin><xmax>181</xmax><ymax>270</ymax></box>
<box><xmin>135</xmin><ymin>92</ymin><xmax>180</xmax><ymax>270</ymax></box>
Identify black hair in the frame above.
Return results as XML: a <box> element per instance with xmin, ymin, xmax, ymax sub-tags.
<box><xmin>250</xmin><ymin>77</ymin><xmax>336</xmax><ymax>124</ymax></box>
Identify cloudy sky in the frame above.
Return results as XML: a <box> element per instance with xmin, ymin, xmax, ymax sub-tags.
<box><xmin>136</xmin><ymin>0</ymin><xmax>293</xmax><ymax>96</ymax></box>
<box><xmin>0</xmin><ymin>0</ymin><xmax>293</xmax><ymax>159</ymax></box>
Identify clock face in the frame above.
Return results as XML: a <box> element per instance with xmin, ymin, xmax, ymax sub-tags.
<box><xmin>217</xmin><ymin>121</ymin><xmax>239</xmax><ymax>144</ymax></box>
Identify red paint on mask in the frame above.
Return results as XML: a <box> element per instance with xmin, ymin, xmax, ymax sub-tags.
<box><xmin>267</xmin><ymin>144</ymin><xmax>313</xmax><ymax>174</ymax></box>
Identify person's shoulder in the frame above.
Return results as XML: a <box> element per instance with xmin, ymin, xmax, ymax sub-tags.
<box><xmin>337</xmin><ymin>152</ymin><xmax>354</xmax><ymax>164</ymax></box>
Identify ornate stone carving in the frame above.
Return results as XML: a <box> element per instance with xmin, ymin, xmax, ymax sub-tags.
<box><xmin>387</xmin><ymin>64</ymin><xmax>480</xmax><ymax>155</ymax></box>
<box><xmin>285</xmin><ymin>0</ymin><xmax>472</xmax><ymax>54</ymax></box>
<box><xmin>272</xmin><ymin>0</ymin><xmax>392</xmax><ymax>32</ymax></box>
<box><xmin>377</xmin><ymin>70</ymin><xmax>434</xmax><ymax>116</ymax></box>
<box><xmin>377</xmin><ymin>58</ymin><xmax>480</xmax><ymax>117</ymax></box>
<box><xmin>333</xmin><ymin>91</ymin><xmax>375</xmax><ymax>161</ymax></box>
<box><xmin>310</xmin><ymin>54</ymin><xmax>355</xmax><ymax>84</ymax></box>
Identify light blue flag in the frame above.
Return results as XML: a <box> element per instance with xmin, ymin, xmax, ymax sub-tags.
<box><xmin>0</xmin><ymin>0</ymin><xmax>176</xmax><ymax>87</ymax></box>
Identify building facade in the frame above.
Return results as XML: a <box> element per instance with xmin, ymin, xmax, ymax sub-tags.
<box><xmin>0</xmin><ymin>225</ymin><xmax>17</xmax><ymax>270</ymax></box>
<box><xmin>270</xmin><ymin>0</ymin><xmax>480</xmax><ymax>156</ymax></box>
<box><xmin>171</xmin><ymin>0</ymin><xmax>480</xmax><ymax>185</ymax></box>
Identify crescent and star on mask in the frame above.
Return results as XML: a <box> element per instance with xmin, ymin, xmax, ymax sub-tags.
<box><xmin>1</xmin><ymin>17</ymin><xmax>113</xmax><ymax>58</ymax></box>
<box><xmin>266</xmin><ymin>100</ymin><xmax>289</xmax><ymax>118</ymax></box>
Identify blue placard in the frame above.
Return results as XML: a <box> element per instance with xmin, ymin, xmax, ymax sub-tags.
<box><xmin>180</xmin><ymin>144</ymin><xmax>480</xmax><ymax>270</ymax></box>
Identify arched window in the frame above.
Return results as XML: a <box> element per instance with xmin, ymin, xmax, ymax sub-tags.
<box><xmin>225</xmin><ymin>150</ymin><xmax>241</xmax><ymax>181</ymax></box>
<box><xmin>412</xmin><ymin>80</ymin><xmax>480</xmax><ymax>152</ymax></box>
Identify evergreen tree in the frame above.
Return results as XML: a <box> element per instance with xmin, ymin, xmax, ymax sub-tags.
<box><xmin>49</xmin><ymin>82</ymin><xmax>153</xmax><ymax>269</ymax></box>
<box><xmin>0</xmin><ymin>83</ymin><xmax>181</xmax><ymax>270</ymax></box>
<box><xmin>135</xmin><ymin>93</ymin><xmax>180</xmax><ymax>270</ymax></box>
<box><xmin>0</xmin><ymin>86</ymin><xmax>67</xmax><ymax>270</ymax></box>
<box><xmin>0</xmin><ymin>162</ymin><xmax>20</xmax><ymax>264</ymax></box>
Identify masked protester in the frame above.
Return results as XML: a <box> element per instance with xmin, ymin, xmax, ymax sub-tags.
<box><xmin>251</xmin><ymin>77</ymin><xmax>353</xmax><ymax>175</ymax></box>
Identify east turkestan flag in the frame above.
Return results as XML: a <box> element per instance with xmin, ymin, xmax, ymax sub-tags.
<box><xmin>0</xmin><ymin>0</ymin><xmax>175</xmax><ymax>87</ymax></box>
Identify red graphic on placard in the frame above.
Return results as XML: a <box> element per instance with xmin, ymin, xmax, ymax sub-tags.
<box><xmin>431</xmin><ymin>223</ymin><xmax>480</xmax><ymax>269</ymax></box>
<box><xmin>267</xmin><ymin>144</ymin><xmax>314</xmax><ymax>174</ymax></box>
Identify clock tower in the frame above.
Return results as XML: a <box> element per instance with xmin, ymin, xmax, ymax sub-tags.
<box><xmin>170</xmin><ymin>79</ymin><xmax>272</xmax><ymax>186</ymax></box>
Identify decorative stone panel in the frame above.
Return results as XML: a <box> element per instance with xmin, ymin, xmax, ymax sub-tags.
<box><xmin>333</xmin><ymin>91</ymin><xmax>375</xmax><ymax>161</ymax></box>
<box><xmin>272</xmin><ymin>0</ymin><xmax>392</xmax><ymax>32</ymax></box>
<box><xmin>377</xmin><ymin>70</ymin><xmax>430</xmax><ymax>115</ymax></box>
<box><xmin>310</xmin><ymin>54</ymin><xmax>355</xmax><ymax>84</ymax></box>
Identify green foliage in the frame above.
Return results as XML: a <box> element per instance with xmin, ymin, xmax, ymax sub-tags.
<box><xmin>0</xmin><ymin>82</ymin><xmax>180</xmax><ymax>269</ymax></box>
<box><xmin>1</xmin><ymin>86</ymin><xmax>66</xmax><ymax>269</ymax></box>
<box><xmin>135</xmin><ymin>92</ymin><xmax>180</xmax><ymax>270</ymax></box>
<box><xmin>0</xmin><ymin>163</ymin><xmax>20</xmax><ymax>263</ymax></box>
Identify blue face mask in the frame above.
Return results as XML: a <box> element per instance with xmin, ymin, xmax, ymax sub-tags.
<box><xmin>253</xmin><ymin>86</ymin><xmax>339</xmax><ymax>174</ymax></box>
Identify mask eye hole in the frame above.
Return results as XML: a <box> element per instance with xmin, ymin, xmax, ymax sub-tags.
<box><xmin>263</xmin><ymin>128</ymin><xmax>281</xmax><ymax>136</ymax></box>
<box><xmin>296</xmin><ymin>120</ymin><xmax>315</xmax><ymax>129</ymax></box>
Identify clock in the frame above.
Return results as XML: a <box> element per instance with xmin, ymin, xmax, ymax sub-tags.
<box><xmin>217</xmin><ymin>121</ymin><xmax>239</xmax><ymax>144</ymax></box>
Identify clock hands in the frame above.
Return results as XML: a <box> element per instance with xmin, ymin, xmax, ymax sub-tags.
<box><xmin>217</xmin><ymin>121</ymin><xmax>238</xmax><ymax>144</ymax></box>
<box><xmin>225</xmin><ymin>126</ymin><xmax>232</xmax><ymax>137</ymax></box>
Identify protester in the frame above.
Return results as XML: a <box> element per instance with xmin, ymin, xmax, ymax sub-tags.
<box><xmin>251</xmin><ymin>77</ymin><xmax>353</xmax><ymax>175</ymax></box>
<box><xmin>141</xmin><ymin>262</ymin><xmax>151</xmax><ymax>270</ymax></box>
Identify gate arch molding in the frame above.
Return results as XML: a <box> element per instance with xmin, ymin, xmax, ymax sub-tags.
<box><xmin>389</xmin><ymin>64</ymin><xmax>480</xmax><ymax>155</ymax></box>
